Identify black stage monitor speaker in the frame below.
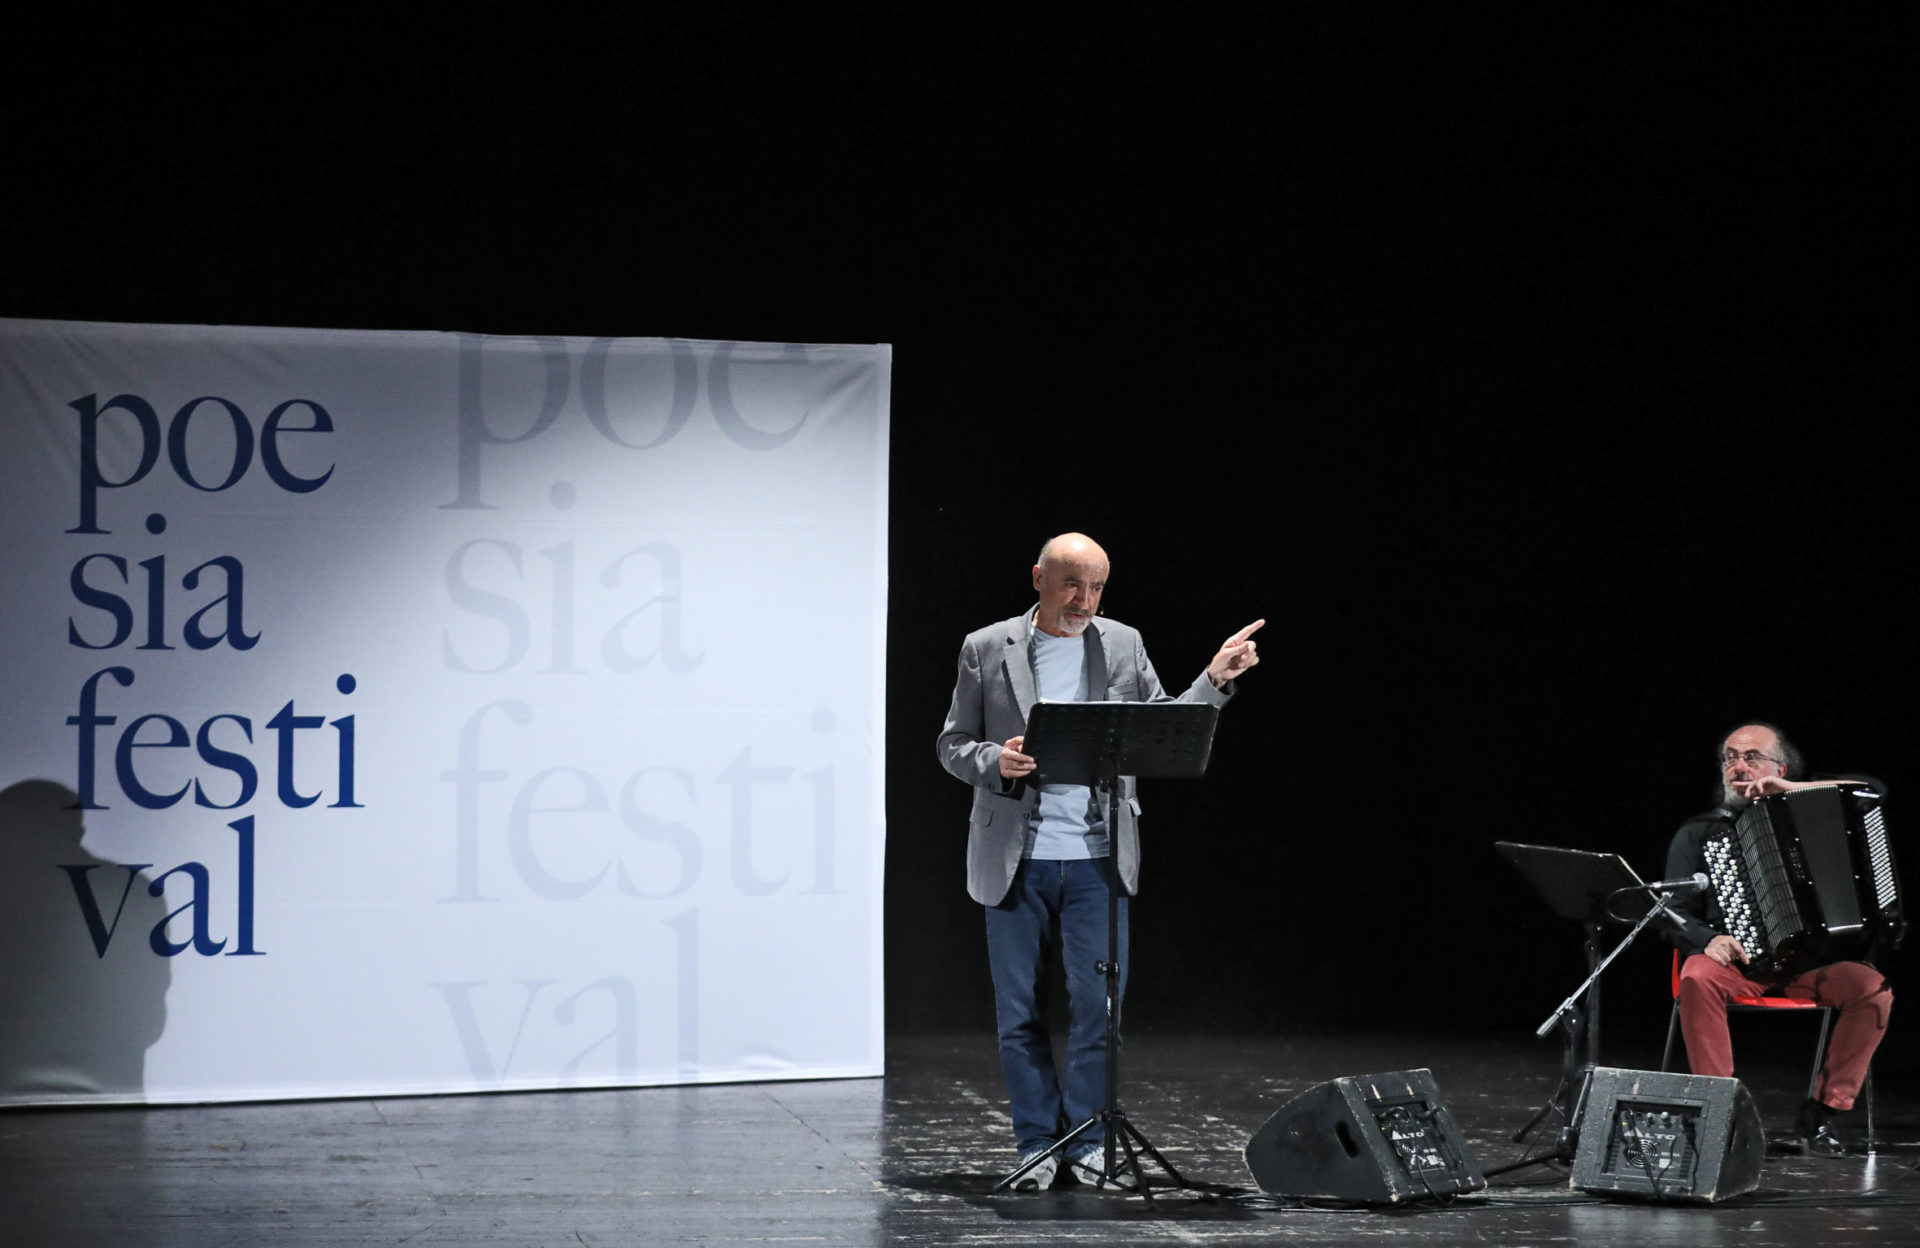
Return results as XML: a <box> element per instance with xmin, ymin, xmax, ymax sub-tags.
<box><xmin>1244</xmin><ymin>1068</ymin><xmax>1486</xmax><ymax>1205</ymax></box>
<box><xmin>1570</xmin><ymin>1067</ymin><xmax>1763</xmax><ymax>1203</ymax></box>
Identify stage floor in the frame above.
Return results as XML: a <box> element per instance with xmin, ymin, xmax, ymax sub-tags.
<box><xmin>3</xmin><ymin>1029</ymin><xmax>1915</xmax><ymax>1245</ymax></box>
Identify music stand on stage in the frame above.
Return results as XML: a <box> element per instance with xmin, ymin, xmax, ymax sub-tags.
<box><xmin>1492</xmin><ymin>841</ymin><xmax>1684</xmax><ymax>1169</ymax></box>
<box><xmin>991</xmin><ymin>698</ymin><xmax>1221</xmax><ymax>1207</ymax></box>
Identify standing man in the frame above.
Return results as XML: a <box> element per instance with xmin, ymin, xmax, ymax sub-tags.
<box><xmin>935</xmin><ymin>533</ymin><xmax>1262</xmax><ymax>1189</ymax></box>
<box><xmin>1665</xmin><ymin>722</ymin><xmax>1895</xmax><ymax>1155</ymax></box>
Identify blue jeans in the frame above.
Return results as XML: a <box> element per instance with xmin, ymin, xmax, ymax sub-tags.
<box><xmin>984</xmin><ymin>857</ymin><xmax>1129</xmax><ymax>1155</ymax></box>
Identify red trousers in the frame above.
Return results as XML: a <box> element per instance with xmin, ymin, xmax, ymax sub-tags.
<box><xmin>1676</xmin><ymin>955</ymin><xmax>1892</xmax><ymax>1110</ymax></box>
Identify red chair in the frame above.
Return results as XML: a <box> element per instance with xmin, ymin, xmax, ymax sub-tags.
<box><xmin>1661</xmin><ymin>950</ymin><xmax>1874</xmax><ymax>1148</ymax></box>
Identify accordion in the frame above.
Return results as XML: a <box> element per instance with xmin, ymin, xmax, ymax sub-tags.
<box><xmin>1701</xmin><ymin>783</ymin><xmax>1905</xmax><ymax>978</ymax></box>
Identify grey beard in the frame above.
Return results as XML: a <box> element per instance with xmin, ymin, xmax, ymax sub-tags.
<box><xmin>1720</xmin><ymin>785</ymin><xmax>1753</xmax><ymax>810</ymax></box>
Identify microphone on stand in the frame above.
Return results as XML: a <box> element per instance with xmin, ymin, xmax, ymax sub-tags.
<box><xmin>1635</xmin><ymin>872</ymin><xmax>1709</xmax><ymax>929</ymax></box>
<box><xmin>1639</xmin><ymin>872</ymin><xmax>1710</xmax><ymax>894</ymax></box>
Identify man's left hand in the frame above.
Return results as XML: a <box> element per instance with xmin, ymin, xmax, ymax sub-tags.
<box><xmin>1208</xmin><ymin>619</ymin><xmax>1265</xmax><ymax>688</ymax></box>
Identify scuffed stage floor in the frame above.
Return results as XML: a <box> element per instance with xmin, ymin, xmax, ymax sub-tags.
<box><xmin>3</xmin><ymin>1029</ymin><xmax>1915</xmax><ymax>1245</ymax></box>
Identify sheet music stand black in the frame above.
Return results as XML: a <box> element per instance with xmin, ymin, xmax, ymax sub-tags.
<box><xmin>1491</xmin><ymin>841</ymin><xmax>1659</xmax><ymax>1168</ymax></box>
<box><xmin>992</xmin><ymin>698</ymin><xmax>1220</xmax><ymax>1206</ymax></box>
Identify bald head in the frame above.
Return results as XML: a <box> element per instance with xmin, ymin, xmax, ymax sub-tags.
<box><xmin>1032</xmin><ymin>533</ymin><xmax>1109</xmax><ymax>637</ymax></box>
<box><xmin>1037</xmin><ymin>532</ymin><xmax>1109</xmax><ymax>573</ymax></box>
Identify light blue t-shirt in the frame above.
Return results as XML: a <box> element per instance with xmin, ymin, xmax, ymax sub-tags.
<box><xmin>1027</xmin><ymin>624</ymin><xmax>1108</xmax><ymax>860</ymax></box>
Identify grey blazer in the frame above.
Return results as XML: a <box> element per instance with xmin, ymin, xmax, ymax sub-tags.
<box><xmin>935</xmin><ymin>611</ymin><xmax>1233</xmax><ymax>905</ymax></box>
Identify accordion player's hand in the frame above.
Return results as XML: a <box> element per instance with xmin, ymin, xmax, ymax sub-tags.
<box><xmin>1732</xmin><ymin>774</ymin><xmax>1801</xmax><ymax>799</ymax></box>
<box><xmin>1706</xmin><ymin>934</ymin><xmax>1749</xmax><ymax>967</ymax></box>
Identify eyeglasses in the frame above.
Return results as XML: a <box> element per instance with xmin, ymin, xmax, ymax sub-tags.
<box><xmin>1720</xmin><ymin>749</ymin><xmax>1782</xmax><ymax>768</ymax></box>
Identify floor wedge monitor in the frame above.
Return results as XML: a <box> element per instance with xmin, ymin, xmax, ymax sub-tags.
<box><xmin>1244</xmin><ymin>1068</ymin><xmax>1485</xmax><ymax>1205</ymax></box>
<box><xmin>1571</xmin><ymin>1067</ymin><xmax>1763</xmax><ymax>1203</ymax></box>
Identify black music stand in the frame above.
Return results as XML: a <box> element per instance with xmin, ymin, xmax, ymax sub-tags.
<box><xmin>1491</xmin><ymin>841</ymin><xmax>1680</xmax><ymax>1170</ymax></box>
<box><xmin>991</xmin><ymin>698</ymin><xmax>1220</xmax><ymax>1207</ymax></box>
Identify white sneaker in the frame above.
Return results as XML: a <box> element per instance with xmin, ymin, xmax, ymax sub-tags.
<box><xmin>1068</xmin><ymin>1143</ymin><xmax>1108</xmax><ymax>1187</ymax></box>
<box><xmin>1012</xmin><ymin>1150</ymin><xmax>1058</xmax><ymax>1191</ymax></box>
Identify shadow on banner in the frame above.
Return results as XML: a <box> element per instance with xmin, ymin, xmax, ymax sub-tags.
<box><xmin>0</xmin><ymin>780</ymin><xmax>169</xmax><ymax>1102</ymax></box>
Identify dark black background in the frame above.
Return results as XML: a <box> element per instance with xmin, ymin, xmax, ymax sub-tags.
<box><xmin>8</xmin><ymin>10</ymin><xmax>1916</xmax><ymax>1071</ymax></box>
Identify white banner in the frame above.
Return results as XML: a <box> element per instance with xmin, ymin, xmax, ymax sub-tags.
<box><xmin>0</xmin><ymin>319</ymin><xmax>890</xmax><ymax>1104</ymax></box>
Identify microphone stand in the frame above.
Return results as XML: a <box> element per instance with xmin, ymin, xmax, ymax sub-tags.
<box><xmin>1490</xmin><ymin>888</ymin><xmax>1689</xmax><ymax>1173</ymax></box>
